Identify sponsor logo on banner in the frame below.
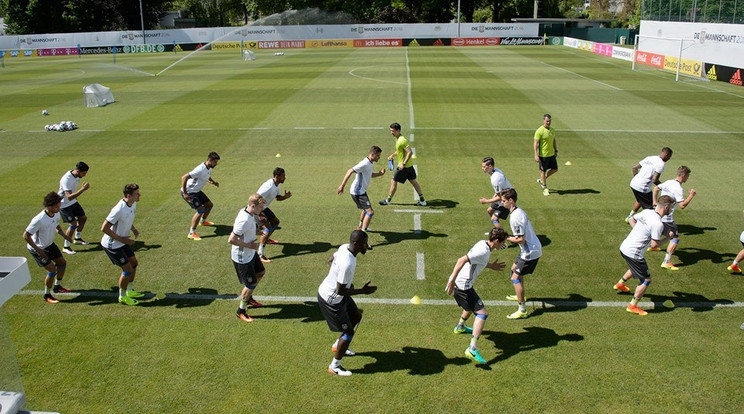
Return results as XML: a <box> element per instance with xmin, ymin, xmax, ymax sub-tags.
<box><xmin>452</xmin><ymin>37</ymin><xmax>500</xmax><ymax>46</ymax></box>
<box><xmin>731</xmin><ymin>69</ymin><xmax>743</xmax><ymax>86</ymax></box>
<box><xmin>353</xmin><ymin>39</ymin><xmax>402</xmax><ymax>47</ymax></box>
<box><xmin>706</xmin><ymin>65</ymin><xmax>717</xmax><ymax>80</ymax></box>
<box><xmin>258</xmin><ymin>40</ymin><xmax>306</xmax><ymax>49</ymax></box>
<box><xmin>635</xmin><ymin>51</ymin><xmax>665</xmax><ymax>68</ymax></box>
<box><xmin>694</xmin><ymin>29</ymin><xmax>744</xmax><ymax>45</ymax></box>
<box><xmin>612</xmin><ymin>47</ymin><xmax>634</xmax><ymax>61</ymax></box>
<box><xmin>123</xmin><ymin>44</ymin><xmax>166</xmax><ymax>53</ymax></box>
<box><xmin>499</xmin><ymin>37</ymin><xmax>543</xmax><ymax>45</ymax></box>
<box><xmin>307</xmin><ymin>40</ymin><xmax>351</xmax><ymax>48</ymax></box>
<box><xmin>593</xmin><ymin>43</ymin><xmax>613</xmax><ymax>56</ymax></box>
<box><xmin>662</xmin><ymin>56</ymin><xmax>704</xmax><ymax>77</ymax></box>
<box><xmin>211</xmin><ymin>42</ymin><xmax>242</xmax><ymax>50</ymax></box>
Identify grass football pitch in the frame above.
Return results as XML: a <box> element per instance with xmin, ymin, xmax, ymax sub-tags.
<box><xmin>1</xmin><ymin>46</ymin><xmax>743</xmax><ymax>413</ymax></box>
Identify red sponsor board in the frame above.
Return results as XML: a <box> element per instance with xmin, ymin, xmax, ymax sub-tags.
<box><xmin>452</xmin><ymin>37</ymin><xmax>500</xmax><ymax>46</ymax></box>
<box><xmin>257</xmin><ymin>40</ymin><xmax>305</xmax><ymax>49</ymax></box>
<box><xmin>635</xmin><ymin>51</ymin><xmax>665</xmax><ymax>68</ymax></box>
<box><xmin>353</xmin><ymin>39</ymin><xmax>402</xmax><ymax>47</ymax></box>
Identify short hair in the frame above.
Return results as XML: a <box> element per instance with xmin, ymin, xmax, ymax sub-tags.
<box><xmin>543</xmin><ymin>114</ymin><xmax>551</xmax><ymax>120</ymax></box>
<box><xmin>350</xmin><ymin>229</ymin><xmax>368</xmax><ymax>245</ymax></box>
<box><xmin>488</xmin><ymin>227</ymin><xmax>508</xmax><ymax>243</ymax></box>
<box><xmin>482</xmin><ymin>157</ymin><xmax>495</xmax><ymax>167</ymax></box>
<box><xmin>247</xmin><ymin>193</ymin><xmax>265</xmax><ymax>207</ymax></box>
<box><xmin>661</xmin><ymin>147</ymin><xmax>673</xmax><ymax>156</ymax></box>
<box><xmin>657</xmin><ymin>195</ymin><xmax>675</xmax><ymax>207</ymax></box>
<box><xmin>207</xmin><ymin>152</ymin><xmax>220</xmax><ymax>161</ymax></box>
<box><xmin>43</xmin><ymin>191</ymin><xmax>62</xmax><ymax>207</ymax></box>
<box><xmin>677</xmin><ymin>165</ymin><xmax>691</xmax><ymax>176</ymax></box>
<box><xmin>390</xmin><ymin>122</ymin><xmax>401</xmax><ymax>131</ymax></box>
<box><xmin>75</xmin><ymin>161</ymin><xmax>89</xmax><ymax>172</ymax></box>
<box><xmin>370</xmin><ymin>146</ymin><xmax>382</xmax><ymax>155</ymax></box>
<box><xmin>123</xmin><ymin>183</ymin><xmax>139</xmax><ymax>197</ymax></box>
<box><xmin>501</xmin><ymin>188</ymin><xmax>517</xmax><ymax>203</ymax></box>
<box><xmin>273</xmin><ymin>167</ymin><xmax>285</xmax><ymax>177</ymax></box>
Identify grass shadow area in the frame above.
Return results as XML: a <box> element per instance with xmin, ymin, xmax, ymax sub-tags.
<box><xmin>673</xmin><ymin>247</ymin><xmax>736</xmax><ymax>266</ymax></box>
<box><xmin>676</xmin><ymin>224</ymin><xmax>717</xmax><ymax>236</ymax></box>
<box><xmin>355</xmin><ymin>346</ymin><xmax>470</xmax><ymax>375</ymax></box>
<box><xmin>481</xmin><ymin>327</ymin><xmax>584</xmax><ymax>367</ymax></box>
<box><xmin>527</xmin><ymin>293</ymin><xmax>592</xmax><ymax>317</ymax></box>
<box><xmin>551</xmin><ymin>188</ymin><xmax>601</xmax><ymax>196</ymax></box>
<box><xmin>374</xmin><ymin>229</ymin><xmax>447</xmax><ymax>248</ymax></box>
<box><xmin>269</xmin><ymin>241</ymin><xmax>336</xmax><ymax>260</ymax></box>
<box><xmin>137</xmin><ymin>287</ymin><xmax>226</xmax><ymax>308</ymax></box>
<box><xmin>252</xmin><ymin>301</ymin><xmax>325</xmax><ymax>323</ymax></box>
<box><xmin>60</xmin><ymin>287</ymin><xmax>119</xmax><ymax>306</ymax></box>
<box><xmin>200</xmin><ymin>224</ymin><xmax>233</xmax><ymax>238</ymax></box>
<box><xmin>645</xmin><ymin>291</ymin><xmax>734</xmax><ymax>313</ymax></box>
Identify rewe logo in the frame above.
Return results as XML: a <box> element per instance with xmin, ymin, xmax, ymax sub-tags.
<box><xmin>706</xmin><ymin>66</ymin><xmax>717</xmax><ymax>80</ymax></box>
<box><xmin>730</xmin><ymin>69</ymin><xmax>743</xmax><ymax>86</ymax></box>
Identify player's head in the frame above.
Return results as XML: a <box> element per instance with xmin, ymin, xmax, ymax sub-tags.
<box><xmin>482</xmin><ymin>156</ymin><xmax>495</xmax><ymax>173</ymax></box>
<box><xmin>543</xmin><ymin>114</ymin><xmax>551</xmax><ymax>127</ymax></box>
<box><xmin>370</xmin><ymin>146</ymin><xmax>382</xmax><ymax>162</ymax></box>
<box><xmin>389</xmin><ymin>122</ymin><xmax>402</xmax><ymax>137</ymax></box>
<box><xmin>656</xmin><ymin>195</ymin><xmax>675</xmax><ymax>215</ymax></box>
<box><xmin>273</xmin><ymin>167</ymin><xmax>286</xmax><ymax>183</ymax></box>
<box><xmin>43</xmin><ymin>191</ymin><xmax>62</xmax><ymax>208</ymax></box>
<box><xmin>677</xmin><ymin>165</ymin><xmax>691</xmax><ymax>181</ymax></box>
<box><xmin>206</xmin><ymin>152</ymin><xmax>220</xmax><ymax>168</ymax></box>
<box><xmin>501</xmin><ymin>188</ymin><xmax>517</xmax><ymax>204</ymax></box>
<box><xmin>487</xmin><ymin>227</ymin><xmax>508</xmax><ymax>250</ymax></box>
<box><xmin>349</xmin><ymin>229</ymin><xmax>369</xmax><ymax>255</ymax></box>
<box><xmin>74</xmin><ymin>161</ymin><xmax>89</xmax><ymax>177</ymax></box>
<box><xmin>660</xmin><ymin>147</ymin><xmax>673</xmax><ymax>161</ymax></box>
<box><xmin>123</xmin><ymin>183</ymin><xmax>140</xmax><ymax>201</ymax></box>
<box><xmin>246</xmin><ymin>193</ymin><xmax>266</xmax><ymax>213</ymax></box>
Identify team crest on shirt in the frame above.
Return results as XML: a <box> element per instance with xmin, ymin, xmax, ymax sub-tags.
<box><xmin>119</xmin><ymin>257</ymin><xmax>126</xmax><ymax>264</ymax></box>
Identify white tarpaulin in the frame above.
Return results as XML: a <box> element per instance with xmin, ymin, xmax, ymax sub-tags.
<box><xmin>83</xmin><ymin>83</ymin><xmax>114</xmax><ymax>107</ymax></box>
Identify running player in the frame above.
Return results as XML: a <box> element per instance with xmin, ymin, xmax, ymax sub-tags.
<box><xmin>256</xmin><ymin>167</ymin><xmax>292</xmax><ymax>263</ymax></box>
<box><xmin>58</xmin><ymin>161</ymin><xmax>91</xmax><ymax>254</ymax></box>
<box><xmin>479</xmin><ymin>156</ymin><xmax>513</xmax><ymax>229</ymax></box>
<box><xmin>337</xmin><ymin>145</ymin><xmax>386</xmax><ymax>234</ymax></box>
<box><xmin>228</xmin><ymin>193</ymin><xmax>267</xmax><ymax>322</ymax></box>
<box><xmin>626</xmin><ymin>147</ymin><xmax>673</xmax><ymax>222</ymax></box>
<box><xmin>379</xmin><ymin>122</ymin><xmax>426</xmax><ymax>206</ymax></box>
<box><xmin>181</xmin><ymin>152</ymin><xmax>220</xmax><ymax>241</ymax></box>
<box><xmin>649</xmin><ymin>166</ymin><xmax>696</xmax><ymax>270</ymax></box>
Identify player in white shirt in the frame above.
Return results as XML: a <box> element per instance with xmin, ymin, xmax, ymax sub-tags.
<box><xmin>626</xmin><ymin>147</ymin><xmax>673</xmax><ymax>222</ymax></box>
<box><xmin>478</xmin><ymin>156</ymin><xmax>513</xmax><ymax>229</ymax></box>
<box><xmin>613</xmin><ymin>195</ymin><xmax>674</xmax><ymax>316</ymax></box>
<box><xmin>445</xmin><ymin>227</ymin><xmax>507</xmax><ymax>364</ymax></box>
<box><xmin>101</xmin><ymin>184</ymin><xmax>144</xmax><ymax>306</ymax></box>
<box><xmin>181</xmin><ymin>152</ymin><xmax>220</xmax><ymax>241</ymax></box>
<box><xmin>256</xmin><ymin>167</ymin><xmax>292</xmax><ymax>263</ymax></box>
<box><xmin>58</xmin><ymin>161</ymin><xmax>91</xmax><ymax>254</ymax></box>
<box><xmin>727</xmin><ymin>231</ymin><xmax>744</xmax><ymax>274</ymax></box>
<box><xmin>228</xmin><ymin>194</ymin><xmax>267</xmax><ymax>323</ymax></box>
<box><xmin>22</xmin><ymin>192</ymin><xmax>74</xmax><ymax>304</ymax></box>
<box><xmin>650</xmin><ymin>166</ymin><xmax>696</xmax><ymax>271</ymax></box>
<box><xmin>317</xmin><ymin>230</ymin><xmax>376</xmax><ymax>377</ymax></box>
<box><xmin>337</xmin><ymin>146</ymin><xmax>386</xmax><ymax>236</ymax></box>
<box><xmin>501</xmin><ymin>188</ymin><xmax>542</xmax><ymax>320</ymax></box>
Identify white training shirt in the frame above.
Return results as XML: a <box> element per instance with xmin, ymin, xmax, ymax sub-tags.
<box><xmin>184</xmin><ymin>163</ymin><xmax>212</xmax><ymax>193</ymax></box>
<box><xmin>25</xmin><ymin>210</ymin><xmax>61</xmax><ymax>250</ymax></box>
<box><xmin>454</xmin><ymin>240</ymin><xmax>492</xmax><ymax>290</ymax></box>
<box><xmin>231</xmin><ymin>208</ymin><xmax>258</xmax><ymax>264</ymax></box>
<box><xmin>350</xmin><ymin>157</ymin><xmax>374</xmax><ymax>196</ymax></box>
<box><xmin>58</xmin><ymin>170</ymin><xmax>80</xmax><ymax>208</ymax></box>
<box><xmin>509</xmin><ymin>207</ymin><xmax>542</xmax><ymax>261</ymax></box>
<box><xmin>620</xmin><ymin>209</ymin><xmax>664</xmax><ymax>260</ymax></box>
<box><xmin>489</xmin><ymin>168</ymin><xmax>512</xmax><ymax>200</ymax></box>
<box><xmin>630</xmin><ymin>155</ymin><xmax>665</xmax><ymax>193</ymax></box>
<box><xmin>318</xmin><ymin>244</ymin><xmax>357</xmax><ymax>305</ymax></box>
<box><xmin>740</xmin><ymin>231</ymin><xmax>744</xmax><ymax>244</ymax></box>
<box><xmin>657</xmin><ymin>179</ymin><xmax>684</xmax><ymax>223</ymax></box>
<box><xmin>257</xmin><ymin>178</ymin><xmax>280</xmax><ymax>208</ymax></box>
<box><xmin>101</xmin><ymin>199</ymin><xmax>136</xmax><ymax>250</ymax></box>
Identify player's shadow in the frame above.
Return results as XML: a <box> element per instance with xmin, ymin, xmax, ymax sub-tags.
<box><xmin>537</xmin><ymin>234</ymin><xmax>552</xmax><ymax>247</ymax></box>
<box><xmin>137</xmin><ymin>287</ymin><xmax>223</xmax><ymax>308</ymax></box>
<box><xmin>527</xmin><ymin>293</ymin><xmax>591</xmax><ymax>317</ymax></box>
<box><xmin>60</xmin><ymin>287</ymin><xmax>120</xmax><ymax>306</ymax></box>
<box><xmin>201</xmin><ymin>225</ymin><xmax>233</xmax><ymax>238</ymax></box>
<box><xmin>672</xmin><ymin>247</ymin><xmax>736</xmax><ymax>266</ymax></box>
<box><xmin>269</xmin><ymin>241</ymin><xmax>335</xmax><ymax>260</ymax></box>
<box><xmin>551</xmin><ymin>188</ymin><xmax>600</xmax><ymax>196</ymax></box>
<box><xmin>644</xmin><ymin>291</ymin><xmax>734</xmax><ymax>313</ymax></box>
<box><xmin>480</xmin><ymin>327</ymin><xmax>584</xmax><ymax>368</ymax></box>
<box><xmin>355</xmin><ymin>346</ymin><xmax>470</xmax><ymax>375</ymax></box>
<box><xmin>676</xmin><ymin>224</ymin><xmax>716</xmax><ymax>236</ymax></box>
<box><xmin>373</xmin><ymin>230</ymin><xmax>447</xmax><ymax>248</ymax></box>
<box><xmin>251</xmin><ymin>301</ymin><xmax>325</xmax><ymax>323</ymax></box>
<box><xmin>421</xmin><ymin>199</ymin><xmax>459</xmax><ymax>209</ymax></box>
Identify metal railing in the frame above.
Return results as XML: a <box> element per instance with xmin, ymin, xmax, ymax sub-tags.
<box><xmin>642</xmin><ymin>0</ymin><xmax>742</xmax><ymax>23</ymax></box>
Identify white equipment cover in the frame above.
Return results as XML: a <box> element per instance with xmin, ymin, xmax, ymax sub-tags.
<box><xmin>83</xmin><ymin>83</ymin><xmax>115</xmax><ymax>107</ymax></box>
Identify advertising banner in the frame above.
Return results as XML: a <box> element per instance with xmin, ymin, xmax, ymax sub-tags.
<box><xmin>640</xmin><ymin>21</ymin><xmax>744</xmax><ymax>69</ymax></box>
<box><xmin>704</xmin><ymin>63</ymin><xmax>744</xmax><ymax>86</ymax></box>
<box><xmin>306</xmin><ymin>39</ymin><xmax>353</xmax><ymax>48</ymax></box>
<box><xmin>634</xmin><ymin>50</ymin><xmax>664</xmax><ymax>68</ymax></box>
<box><xmin>452</xmin><ymin>37</ymin><xmax>500</xmax><ymax>46</ymax></box>
<box><xmin>353</xmin><ymin>39</ymin><xmax>402</xmax><ymax>47</ymax></box>
<box><xmin>662</xmin><ymin>56</ymin><xmax>704</xmax><ymax>78</ymax></box>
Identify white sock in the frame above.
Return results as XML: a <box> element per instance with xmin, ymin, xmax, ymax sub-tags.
<box><xmin>54</xmin><ymin>279</ymin><xmax>61</xmax><ymax>286</ymax></box>
<box><xmin>119</xmin><ymin>288</ymin><xmax>125</xmax><ymax>298</ymax></box>
<box><xmin>518</xmin><ymin>303</ymin><xmax>526</xmax><ymax>312</ymax></box>
<box><xmin>189</xmin><ymin>228</ymin><xmax>196</xmax><ymax>234</ymax></box>
<box><xmin>64</xmin><ymin>240</ymin><xmax>71</xmax><ymax>247</ymax></box>
<box><xmin>258</xmin><ymin>244</ymin><xmax>265</xmax><ymax>255</ymax></box>
<box><xmin>663</xmin><ymin>253</ymin><xmax>672</xmax><ymax>264</ymax></box>
<box><xmin>331</xmin><ymin>358</ymin><xmax>341</xmax><ymax>368</ymax></box>
<box><xmin>332</xmin><ymin>339</ymin><xmax>339</xmax><ymax>349</ymax></box>
<box><xmin>75</xmin><ymin>231</ymin><xmax>81</xmax><ymax>239</ymax></box>
<box><xmin>44</xmin><ymin>286</ymin><xmax>50</xmax><ymax>294</ymax></box>
<box><xmin>127</xmin><ymin>284</ymin><xmax>134</xmax><ymax>292</ymax></box>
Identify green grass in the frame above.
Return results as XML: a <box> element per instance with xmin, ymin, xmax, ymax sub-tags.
<box><xmin>1</xmin><ymin>46</ymin><xmax>743</xmax><ymax>413</ymax></box>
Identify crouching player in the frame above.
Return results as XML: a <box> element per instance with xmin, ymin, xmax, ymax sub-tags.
<box><xmin>318</xmin><ymin>230</ymin><xmax>377</xmax><ymax>377</ymax></box>
<box><xmin>228</xmin><ymin>193</ymin><xmax>267</xmax><ymax>323</ymax></box>
<box><xmin>446</xmin><ymin>227</ymin><xmax>507</xmax><ymax>364</ymax></box>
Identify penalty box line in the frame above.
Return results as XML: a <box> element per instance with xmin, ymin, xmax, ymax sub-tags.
<box><xmin>18</xmin><ymin>290</ymin><xmax>744</xmax><ymax>309</ymax></box>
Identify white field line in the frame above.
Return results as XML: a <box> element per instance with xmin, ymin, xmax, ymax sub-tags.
<box><xmin>540</xmin><ymin>61</ymin><xmax>622</xmax><ymax>91</ymax></box>
<box><xmin>413</xmin><ymin>213</ymin><xmax>422</xmax><ymax>232</ymax></box>
<box><xmin>130</xmin><ymin>129</ymin><xmax>158</xmax><ymax>132</ymax></box>
<box><xmin>347</xmin><ymin>66</ymin><xmax>407</xmax><ymax>85</ymax></box>
<box><xmin>294</xmin><ymin>127</ymin><xmax>325</xmax><ymax>130</ymax></box>
<box><xmin>416</xmin><ymin>252</ymin><xmax>426</xmax><ymax>280</ymax></box>
<box><xmin>405</xmin><ymin>48</ymin><xmax>415</xmax><ymax>130</ymax></box>
<box><xmin>18</xmin><ymin>290</ymin><xmax>744</xmax><ymax>309</ymax></box>
<box><xmin>393</xmin><ymin>209</ymin><xmax>444</xmax><ymax>213</ymax></box>
<box><xmin>183</xmin><ymin>128</ymin><xmax>213</xmax><ymax>131</ymax></box>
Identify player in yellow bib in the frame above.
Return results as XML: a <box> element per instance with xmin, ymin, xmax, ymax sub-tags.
<box><xmin>534</xmin><ymin>114</ymin><xmax>558</xmax><ymax>196</ymax></box>
<box><xmin>379</xmin><ymin>122</ymin><xmax>426</xmax><ymax>206</ymax></box>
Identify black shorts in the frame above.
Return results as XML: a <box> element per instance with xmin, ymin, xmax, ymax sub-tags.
<box><xmin>28</xmin><ymin>243</ymin><xmax>62</xmax><ymax>267</ymax></box>
<box><xmin>513</xmin><ymin>256</ymin><xmax>540</xmax><ymax>276</ymax></box>
<box><xmin>538</xmin><ymin>155</ymin><xmax>558</xmax><ymax>172</ymax></box>
<box><xmin>453</xmin><ymin>287</ymin><xmax>485</xmax><ymax>312</ymax></box>
<box><xmin>60</xmin><ymin>203</ymin><xmax>86</xmax><ymax>223</ymax></box>
<box><xmin>103</xmin><ymin>245</ymin><xmax>135</xmax><ymax>267</ymax></box>
<box><xmin>351</xmin><ymin>193</ymin><xmax>372</xmax><ymax>210</ymax></box>
<box><xmin>318</xmin><ymin>293</ymin><xmax>358</xmax><ymax>333</ymax></box>
<box><xmin>233</xmin><ymin>254</ymin><xmax>265</xmax><ymax>287</ymax></box>
<box><xmin>261</xmin><ymin>207</ymin><xmax>277</xmax><ymax>222</ymax></box>
<box><xmin>631</xmin><ymin>188</ymin><xmax>654</xmax><ymax>210</ymax></box>
<box><xmin>621</xmin><ymin>251</ymin><xmax>650</xmax><ymax>282</ymax></box>
<box><xmin>393</xmin><ymin>166</ymin><xmax>417</xmax><ymax>184</ymax></box>
<box><xmin>662</xmin><ymin>222</ymin><xmax>679</xmax><ymax>239</ymax></box>
<box><xmin>489</xmin><ymin>203</ymin><xmax>510</xmax><ymax>220</ymax></box>
<box><xmin>184</xmin><ymin>191</ymin><xmax>210</xmax><ymax>210</ymax></box>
